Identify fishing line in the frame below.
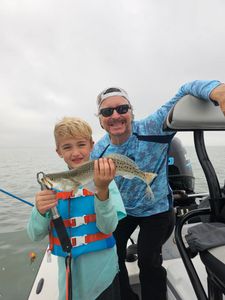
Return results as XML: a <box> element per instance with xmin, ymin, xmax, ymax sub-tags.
<box><xmin>0</xmin><ymin>188</ymin><xmax>34</xmax><ymax>207</ymax></box>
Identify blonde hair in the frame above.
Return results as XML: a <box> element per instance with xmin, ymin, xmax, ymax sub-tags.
<box><xmin>54</xmin><ymin>117</ymin><xmax>93</xmax><ymax>147</ymax></box>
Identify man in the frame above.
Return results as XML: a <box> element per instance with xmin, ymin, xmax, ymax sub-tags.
<box><xmin>91</xmin><ymin>81</ymin><xmax>225</xmax><ymax>300</ymax></box>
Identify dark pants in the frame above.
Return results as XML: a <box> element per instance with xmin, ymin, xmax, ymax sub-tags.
<box><xmin>96</xmin><ymin>274</ymin><xmax>121</xmax><ymax>300</ymax></box>
<box><xmin>114</xmin><ymin>209</ymin><xmax>175</xmax><ymax>300</ymax></box>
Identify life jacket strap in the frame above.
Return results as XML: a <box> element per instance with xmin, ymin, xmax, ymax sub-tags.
<box><xmin>63</xmin><ymin>214</ymin><xmax>96</xmax><ymax>227</ymax></box>
<box><xmin>56</xmin><ymin>189</ymin><xmax>94</xmax><ymax>200</ymax></box>
<box><xmin>82</xmin><ymin>189</ymin><xmax>94</xmax><ymax>196</ymax></box>
<box><xmin>52</xmin><ymin>232</ymin><xmax>112</xmax><ymax>247</ymax></box>
<box><xmin>65</xmin><ymin>254</ymin><xmax>72</xmax><ymax>300</ymax></box>
<box><xmin>56</xmin><ymin>191</ymin><xmax>73</xmax><ymax>200</ymax></box>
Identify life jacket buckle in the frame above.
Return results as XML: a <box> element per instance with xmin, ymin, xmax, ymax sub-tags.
<box><xmin>71</xmin><ymin>235</ymin><xmax>87</xmax><ymax>247</ymax></box>
<box><xmin>70</xmin><ymin>216</ymin><xmax>87</xmax><ymax>227</ymax></box>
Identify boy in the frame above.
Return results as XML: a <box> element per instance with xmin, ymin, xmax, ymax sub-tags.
<box><xmin>27</xmin><ymin>117</ymin><xmax>126</xmax><ymax>300</ymax></box>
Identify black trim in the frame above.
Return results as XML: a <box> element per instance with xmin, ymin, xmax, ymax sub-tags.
<box><xmin>99</xmin><ymin>144</ymin><xmax>110</xmax><ymax>158</ymax></box>
<box><xmin>133</xmin><ymin>132</ymin><xmax>175</xmax><ymax>143</ymax></box>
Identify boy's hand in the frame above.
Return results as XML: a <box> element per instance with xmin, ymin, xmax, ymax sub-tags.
<box><xmin>94</xmin><ymin>158</ymin><xmax>116</xmax><ymax>201</ymax></box>
<box><xmin>35</xmin><ymin>190</ymin><xmax>58</xmax><ymax>215</ymax></box>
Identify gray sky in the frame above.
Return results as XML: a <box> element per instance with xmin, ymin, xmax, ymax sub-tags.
<box><xmin>1</xmin><ymin>0</ymin><xmax>225</xmax><ymax>148</ymax></box>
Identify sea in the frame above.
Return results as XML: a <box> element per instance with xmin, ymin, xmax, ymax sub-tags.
<box><xmin>0</xmin><ymin>145</ymin><xmax>224</xmax><ymax>300</ymax></box>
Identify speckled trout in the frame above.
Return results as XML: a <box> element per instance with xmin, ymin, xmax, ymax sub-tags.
<box><xmin>40</xmin><ymin>153</ymin><xmax>156</xmax><ymax>195</ymax></box>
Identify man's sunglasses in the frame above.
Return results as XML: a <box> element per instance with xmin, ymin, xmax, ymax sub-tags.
<box><xmin>99</xmin><ymin>104</ymin><xmax>131</xmax><ymax>117</ymax></box>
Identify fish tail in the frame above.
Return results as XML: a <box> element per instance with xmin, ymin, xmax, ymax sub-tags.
<box><xmin>144</xmin><ymin>172</ymin><xmax>156</xmax><ymax>185</ymax></box>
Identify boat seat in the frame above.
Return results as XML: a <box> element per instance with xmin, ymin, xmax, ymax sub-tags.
<box><xmin>185</xmin><ymin>222</ymin><xmax>225</xmax><ymax>290</ymax></box>
<box><xmin>200</xmin><ymin>246</ymin><xmax>225</xmax><ymax>294</ymax></box>
<box><xmin>164</xmin><ymin>95</ymin><xmax>225</xmax><ymax>131</ymax></box>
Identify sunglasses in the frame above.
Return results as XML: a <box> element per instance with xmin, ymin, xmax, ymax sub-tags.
<box><xmin>99</xmin><ymin>104</ymin><xmax>131</xmax><ymax>117</ymax></box>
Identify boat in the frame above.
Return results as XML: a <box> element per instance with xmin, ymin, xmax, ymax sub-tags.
<box><xmin>28</xmin><ymin>95</ymin><xmax>225</xmax><ymax>300</ymax></box>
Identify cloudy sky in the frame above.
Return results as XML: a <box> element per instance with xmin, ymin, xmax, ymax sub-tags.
<box><xmin>1</xmin><ymin>0</ymin><xmax>225</xmax><ymax>149</ymax></box>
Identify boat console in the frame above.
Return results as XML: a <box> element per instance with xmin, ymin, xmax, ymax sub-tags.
<box><xmin>164</xmin><ymin>95</ymin><xmax>225</xmax><ymax>300</ymax></box>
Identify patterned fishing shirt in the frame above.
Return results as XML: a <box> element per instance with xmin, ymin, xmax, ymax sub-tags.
<box><xmin>91</xmin><ymin>80</ymin><xmax>221</xmax><ymax>217</ymax></box>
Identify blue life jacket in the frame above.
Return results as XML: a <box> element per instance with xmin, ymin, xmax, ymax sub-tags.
<box><xmin>49</xmin><ymin>189</ymin><xmax>116</xmax><ymax>258</ymax></box>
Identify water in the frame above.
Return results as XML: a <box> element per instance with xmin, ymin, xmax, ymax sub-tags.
<box><xmin>0</xmin><ymin>145</ymin><xmax>224</xmax><ymax>300</ymax></box>
<box><xmin>0</xmin><ymin>147</ymin><xmax>65</xmax><ymax>300</ymax></box>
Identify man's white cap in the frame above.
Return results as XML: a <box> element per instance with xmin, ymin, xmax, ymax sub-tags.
<box><xmin>97</xmin><ymin>87</ymin><xmax>130</xmax><ymax>109</ymax></box>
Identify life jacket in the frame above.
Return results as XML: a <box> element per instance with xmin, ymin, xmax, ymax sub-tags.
<box><xmin>48</xmin><ymin>189</ymin><xmax>116</xmax><ymax>258</ymax></box>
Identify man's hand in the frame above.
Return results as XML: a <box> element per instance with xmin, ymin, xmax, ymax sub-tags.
<box><xmin>94</xmin><ymin>158</ymin><xmax>116</xmax><ymax>201</ymax></box>
<box><xmin>210</xmin><ymin>83</ymin><xmax>225</xmax><ymax>116</ymax></box>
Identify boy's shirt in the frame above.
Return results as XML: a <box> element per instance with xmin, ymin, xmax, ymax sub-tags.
<box><xmin>27</xmin><ymin>180</ymin><xmax>126</xmax><ymax>300</ymax></box>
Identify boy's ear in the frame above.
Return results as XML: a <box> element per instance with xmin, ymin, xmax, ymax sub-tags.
<box><xmin>56</xmin><ymin>148</ymin><xmax>63</xmax><ymax>158</ymax></box>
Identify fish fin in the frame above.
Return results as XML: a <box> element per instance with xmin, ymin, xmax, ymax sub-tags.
<box><xmin>69</xmin><ymin>179</ymin><xmax>80</xmax><ymax>194</ymax></box>
<box><xmin>72</xmin><ymin>186</ymin><xmax>79</xmax><ymax>195</ymax></box>
<box><xmin>106</xmin><ymin>153</ymin><xmax>137</xmax><ymax>166</ymax></box>
<box><xmin>122</xmin><ymin>174</ymin><xmax>134</xmax><ymax>179</ymax></box>
<box><xmin>82</xmin><ymin>181</ymin><xmax>97</xmax><ymax>194</ymax></box>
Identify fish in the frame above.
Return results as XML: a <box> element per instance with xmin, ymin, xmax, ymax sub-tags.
<box><xmin>40</xmin><ymin>153</ymin><xmax>157</xmax><ymax>196</ymax></box>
